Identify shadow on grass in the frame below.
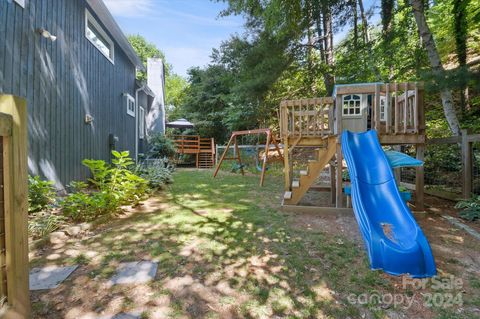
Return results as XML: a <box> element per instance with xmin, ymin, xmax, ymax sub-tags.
<box><xmin>31</xmin><ymin>169</ymin><xmax>438</xmax><ymax>319</ymax></box>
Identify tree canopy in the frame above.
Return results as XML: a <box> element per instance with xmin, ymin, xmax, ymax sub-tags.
<box><xmin>158</xmin><ymin>0</ymin><xmax>480</xmax><ymax>142</ymax></box>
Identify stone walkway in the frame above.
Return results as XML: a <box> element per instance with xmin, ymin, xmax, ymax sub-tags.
<box><xmin>30</xmin><ymin>260</ymin><xmax>158</xmax><ymax>318</ymax></box>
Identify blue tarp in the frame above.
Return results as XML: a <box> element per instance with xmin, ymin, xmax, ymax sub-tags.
<box><xmin>384</xmin><ymin>150</ymin><xmax>423</xmax><ymax>168</ymax></box>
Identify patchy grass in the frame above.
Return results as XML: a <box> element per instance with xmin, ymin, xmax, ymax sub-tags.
<box><xmin>30</xmin><ymin>169</ymin><xmax>480</xmax><ymax>319</ymax></box>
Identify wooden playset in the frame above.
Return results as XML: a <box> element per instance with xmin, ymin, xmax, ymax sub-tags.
<box><xmin>172</xmin><ymin>135</ymin><xmax>216</xmax><ymax>168</ymax></box>
<box><xmin>279</xmin><ymin>82</ymin><xmax>426</xmax><ymax>212</ymax></box>
<box><xmin>213</xmin><ymin>128</ymin><xmax>283</xmax><ymax>186</ymax></box>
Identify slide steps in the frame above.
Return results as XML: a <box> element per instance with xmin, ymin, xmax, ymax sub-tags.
<box><xmin>283</xmin><ymin>136</ymin><xmax>337</xmax><ymax>205</ymax></box>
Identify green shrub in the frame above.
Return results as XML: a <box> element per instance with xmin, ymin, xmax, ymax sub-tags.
<box><xmin>147</xmin><ymin>133</ymin><xmax>176</xmax><ymax>158</ymax></box>
<box><xmin>61</xmin><ymin>151</ymin><xmax>150</xmax><ymax>222</ymax></box>
<box><xmin>83</xmin><ymin>151</ymin><xmax>150</xmax><ymax>205</ymax></box>
<box><xmin>61</xmin><ymin>186</ymin><xmax>120</xmax><ymax>222</ymax></box>
<box><xmin>135</xmin><ymin>158</ymin><xmax>174</xmax><ymax>189</ymax></box>
<box><xmin>28</xmin><ymin>212</ymin><xmax>65</xmax><ymax>239</ymax></box>
<box><xmin>28</xmin><ymin>175</ymin><xmax>56</xmax><ymax>213</ymax></box>
<box><xmin>455</xmin><ymin>196</ymin><xmax>480</xmax><ymax>221</ymax></box>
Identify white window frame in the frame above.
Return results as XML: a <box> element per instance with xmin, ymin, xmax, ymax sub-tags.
<box><xmin>85</xmin><ymin>9</ymin><xmax>115</xmax><ymax>64</ymax></box>
<box><xmin>126</xmin><ymin>94</ymin><xmax>135</xmax><ymax>117</ymax></box>
<box><xmin>342</xmin><ymin>94</ymin><xmax>362</xmax><ymax>117</ymax></box>
<box><xmin>139</xmin><ymin>106</ymin><xmax>145</xmax><ymax>139</ymax></box>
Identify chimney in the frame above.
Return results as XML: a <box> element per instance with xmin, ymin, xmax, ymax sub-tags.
<box><xmin>146</xmin><ymin>58</ymin><xmax>166</xmax><ymax>134</ymax></box>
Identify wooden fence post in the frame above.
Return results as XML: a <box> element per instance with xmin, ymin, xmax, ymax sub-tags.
<box><xmin>461</xmin><ymin>129</ymin><xmax>472</xmax><ymax>199</ymax></box>
<box><xmin>0</xmin><ymin>95</ymin><xmax>29</xmax><ymax>318</ymax></box>
<box><xmin>415</xmin><ymin>144</ymin><xmax>425</xmax><ymax>211</ymax></box>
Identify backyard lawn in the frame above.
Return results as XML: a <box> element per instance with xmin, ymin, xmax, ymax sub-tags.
<box><xmin>30</xmin><ymin>169</ymin><xmax>480</xmax><ymax>319</ymax></box>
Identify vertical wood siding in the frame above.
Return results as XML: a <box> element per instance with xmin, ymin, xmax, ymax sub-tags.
<box><xmin>0</xmin><ymin>0</ymin><xmax>137</xmax><ymax>188</ymax></box>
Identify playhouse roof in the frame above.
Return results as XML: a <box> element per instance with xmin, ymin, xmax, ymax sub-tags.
<box><xmin>332</xmin><ymin>82</ymin><xmax>384</xmax><ymax>97</ymax></box>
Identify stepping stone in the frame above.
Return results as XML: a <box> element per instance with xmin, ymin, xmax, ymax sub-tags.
<box><xmin>97</xmin><ymin>312</ymin><xmax>141</xmax><ymax>319</ymax></box>
<box><xmin>108</xmin><ymin>261</ymin><xmax>157</xmax><ymax>285</ymax></box>
<box><xmin>29</xmin><ymin>265</ymin><xmax>78</xmax><ymax>290</ymax></box>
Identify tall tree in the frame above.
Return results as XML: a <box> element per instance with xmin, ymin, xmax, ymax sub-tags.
<box><xmin>409</xmin><ymin>0</ymin><xmax>461</xmax><ymax>135</ymax></box>
<box><xmin>127</xmin><ymin>35</ymin><xmax>171</xmax><ymax>81</ymax></box>
<box><xmin>453</xmin><ymin>0</ymin><xmax>469</xmax><ymax>111</ymax></box>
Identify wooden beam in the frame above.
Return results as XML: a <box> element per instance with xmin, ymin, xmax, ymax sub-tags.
<box><xmin>413</xmin><ymin>83</ymin><xmax>419</xmax><ymax>133</ymax></box>
<box><xmin>259</xmin><ymin>132</ymin><xmax>271</xmax><ymax>186</ymax></box>
<box><xmin>379</xmin><ymin>134</ymin><xmax>425</xmax><ymax>145</ymax></box>
<box><xmin>427</xmin><ymin>136</ymin><xmax>461</xmax><ymax>144</ymax></box>
<box><xmin>0</xmin><ymin>95</ymin><xmax>29</xmax><ymax>317</ymax></box>
<box><xmin>374</xmin><ymin>84</ymin><xmax>380</xmax><ymax>131</ymax></box>
<box><xmin>336</xmin><ymin>142</ymin><xmax>344</xmax><ymax>208</ymax></box>
<box><xmin>461</xmin><ymin>129</ymin><xmax>472</xmax><ymax>199</ymax></box>
<box><xmin>414</xmin><ymin>144</ymin><xmax>425</xmax><ymax>211</ymax></box>
<box><xmin>0</xmin><ymin>113</ymin><xmax>12</xmax><ymax>137</ymax></box>
<box><xmin>213</xmin><ymin>134</ymin><xmax>234</xmax><ymax>177</ymax></box>
<box><xmin>335</xmin><ymin>94</ymin><xmax>342</xmax><ymax>134</ymax></box>
<box><xmin>394</xmin><ymin>83</ymin><xmax>399</xmax><ymax>134</ymax></box>
<box><xmin>330</xmin><ymin>162</ymin><xmax>336</xmax><ymax>205</ymax></box>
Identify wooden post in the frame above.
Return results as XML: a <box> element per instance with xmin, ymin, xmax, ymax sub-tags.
<box><xmin>335</xmin><ymin>94</ymin><xmax>343</xmax><ymax>134</ymax></box>
<box><xmin>403</xmin><ymin>82</ymin><xmax>408</xmax><ymax>133</ymax></box>
<box><xmin>260</xmin><ymin>133</ymin><xmax>271</xmax><ymax>186</ymax></box>
<box><xmin>385</xmin><ymin>83</ymin><xmax>390</xmax><ymax>134</ymax></box>
<box><xmin>213</xmin><ymin>135</ymin><xmax>234</xmax><ymax>177</ymax></box>
<box><xmin>330</xmin><ymin>162</ymin><xmax>336</xmax><ymax>205</ymax></box>
<box><xmin>233</xmin><ymin>135</ymin><xmax>245</xmax><ymax>176</ymax></box>
<box><xmin>374</xmin><ymin>84</ymin><xmax>380</xmax><ymax>131</ymax></box>
<box><xmin>394</xmin><ymin>83</ymin><xmax>399</xmax><ymax>134</ymax></box>
<box><xmin>461</xmin><ymin>129</ymin><xmax>472</xmax><ymax>199</ymax></box>
<box><xmin>415</xmin><ymin>144</ymin><xmax>425</xmax><ymax>211</ymax></box>
<box><xmin>336</xmin><ymin>142</ymin><xmax>344</xmax><ymax>208</ymax></box>
<box><xmin>0</xmin><ymin>95</ymin><xmax>29</xmax><ymax>318</ymax></box>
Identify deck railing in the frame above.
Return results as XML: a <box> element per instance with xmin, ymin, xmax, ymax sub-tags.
<box><xmin>280</xmin><ymin>97</ymin><xmax>334</xmax><ymax>139</ymax></box>
<box><xmin>334</xmin><ymin>82</ymin><xmax>424</xmax><ymax>136</ymax></box>
<box><xmin>171</xmin><ymin>135</ymin><xmax>200</xmax><ymax>154</ymax></box>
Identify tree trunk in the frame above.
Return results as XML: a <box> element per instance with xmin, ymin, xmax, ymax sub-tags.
<box><xmin>322</xmin><ymin>7</ymin><xmax>335</xmax><ymax>95</ymax></box>
<box><xmin>352</xmin><ymin>0</ymin><xmax>358</xmax><ymax>49</ymax></box>
<box><xmin>410</xmin><ymin>0</ymin><xmax>461</xmax><ymax>135</ymax></box>
<box><xmin>453</xmin><ymin>0</ymin><xmax>469</xmax><ymax>111</ymax></box>
<box><xmin>358</xmin><ymin>0</ymin><xmax>370</xmax><ymax>43</ymax></box>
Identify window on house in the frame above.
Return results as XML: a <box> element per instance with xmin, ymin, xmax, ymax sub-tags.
<box><xmin>126</xmin><ymin>94</ymin><xmax>135</xmax><ymax>117</ymax></box>
<box><xmin>85</xmin><ymin>10</ymin><xmax>114</xmax><ymax>63</ymax></box>
<box><xmin>139</xmin><ymin>107</ymin><xmax>145</xmax><ymax>139</ymax></box>
<box><xmin>342</xmin><ymin>94</ymin><xmax>361</xmax><ymax>116</ymax></box>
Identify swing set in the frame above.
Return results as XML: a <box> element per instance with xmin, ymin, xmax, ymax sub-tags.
<box><xmin>213</xmin><ymin>128</ymin><xmax>283</xmax><ymax>186</ymax></box>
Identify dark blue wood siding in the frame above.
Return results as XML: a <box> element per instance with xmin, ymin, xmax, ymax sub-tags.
<box><xmin>0</xmin><ymin>0</ymin><xmax>137</xmax><ymax>188</ymax></box>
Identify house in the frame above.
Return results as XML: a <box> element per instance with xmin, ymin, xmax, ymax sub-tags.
<box><xmin>0</xmin><ymin>0</ymin><xmax>166</xmax><ymax>189</ymax></box>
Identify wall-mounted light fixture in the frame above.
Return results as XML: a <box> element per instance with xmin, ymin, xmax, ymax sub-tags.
<box><xmin>85</xmin><ymin>114</ymin><xmax>94</xmax><ymax>124</ymax></box>
<box><xmin>36</xmin><ymin>28</ymin><xmax>57</xmax><ymax>42</ymax></box>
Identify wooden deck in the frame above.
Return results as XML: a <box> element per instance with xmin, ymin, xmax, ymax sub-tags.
<box><xmin>171</xmin><ymin>135</ymin><xmax>216</xmax><ymax>168</ymax></box>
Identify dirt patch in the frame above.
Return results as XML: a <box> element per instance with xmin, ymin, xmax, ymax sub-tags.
<box><xmin>287</xmin><ymin>211</ymin><xmax>363</xmax><ymax>244</ymax></box>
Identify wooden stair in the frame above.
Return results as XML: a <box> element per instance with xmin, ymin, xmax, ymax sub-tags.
<box><xmin>198</xmin><ymin>152</ymin><xmax>215</xmax><ymax>168</ymax></box>
<box><xmin>284</xmin><ymin>136</ymin><xmax>337</xmax><ymax>205</ymax></box>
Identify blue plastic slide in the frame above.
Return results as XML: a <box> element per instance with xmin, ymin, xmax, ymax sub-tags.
<box><xmin>342</xmin><ymin>130</ymin><xmax>436</xmax><ymax>278</ymax></box>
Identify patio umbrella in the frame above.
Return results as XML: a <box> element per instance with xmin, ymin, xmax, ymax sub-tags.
<box><xmin>166</xmin><ymin>118</ymin><xmax>195</xmax><ymax>129</ymax></box>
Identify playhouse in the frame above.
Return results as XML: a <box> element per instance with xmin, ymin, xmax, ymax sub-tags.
<box><xmin>279</xmin><ymin>82</ymin><xmax>436</xmax><ymax>278</ymax></box>
<box><xmin>280</xmin><ymin>82</ymin><xmax>425</xmax><ymax>210</ymax></box>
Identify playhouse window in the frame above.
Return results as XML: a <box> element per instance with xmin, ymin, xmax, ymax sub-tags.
<box><xmin>343</xmin><ymin>95</ymin><xmax>361</xmax><ymax>116</ymax></box>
